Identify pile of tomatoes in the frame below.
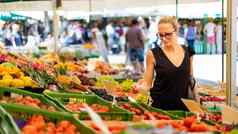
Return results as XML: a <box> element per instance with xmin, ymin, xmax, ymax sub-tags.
<box><xmin>120</xmin><ymin>103</ymin><xmax>171</xmax><ymax>121</ymax></box>
<box><xmin>65</xmin><ymin>102</ymin><xmax>109</xmax><ymax>113</ymax></box>
<box><xmin>156</xmin><ymin>116</ymin><xmax>209</xmax><ymax>132</ymax></box>
<box><xmin>0</xmin><ymin>96</ymin><xmax>55</xmax><ymax>111</ymax></box>
<box><xmin>22</xmin><ymin>115</ymin><xmax>80</xmax><ymax>134</ymax></box>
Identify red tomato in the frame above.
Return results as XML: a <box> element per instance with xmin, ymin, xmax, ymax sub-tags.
<box><xmin>47</xmin><ymin>123</ymin><xmax>56</xmax><ymax>133</ymax></box>
<box><xmin>183</xmin><ymin>116</ymin><xmax>196</xmax><ymax>128</ymax></box>
<box><xmin>189</xmin><ymin>123</ymin><xmax>209</xmax><ymax>132</ymax></box>
<box><xmin>22</xmin><ymin>125</ymin><xmax>37</xmax><ymax>134</ymax></box>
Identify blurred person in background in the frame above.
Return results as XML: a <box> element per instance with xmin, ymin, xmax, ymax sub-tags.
<box><xmin>11</xmin><ymin>23</ymin><xmax>23</xmax><ymax>47</ymax></box>
<box><xmin>0</xmin><ymin>20</ymin><xmax>5</xmax><ymax>44</ymax></box>
<box><xmin>194</xmin><ymin>21</ymin><xmax>204</xmax><ymax>54</ymax></box>
<box><xmin>147</xmin><ymin>17</ymin><xmax>159</xmax><ymax>50</ymax></box>
<box><xmin>37</xmin><ymin>21</ymin><xmax>45</xmax><ymax>41</ymax></box>
<box><xmin>138</xmin><ymin>17</ymin><xmax>148</xmax><ymax>47</ymax></box>
<box><xmin>4</xmin><ymin>23</ymin><xmax>13</xmax><ymax>47</ymax></box>
<box><xmin>185</xmin><ymin>20</ymin><xmax>196</xmax><ymax>52</ymax></box>
<box><xmin>73</xmin><ymin>21</ymin><xmax>84</xmax><ymax>44</ymax></box>
<box><xmin>60</xmin><ymin>28</ymin><xmax>74</xmax><ymax>45</ymax></box>
<box><xmin>25</xmin><ymin>29</ymin><xmax>39</xmax><ymax>53</ymax></box>
<box><xmin>178</xmin><ymin>20</ymin><xmax>185</xmax><ymax>39</ymax></box>
<box><xmin>26</xmin><ymin>29</ymin><xmax>38</xmax><ymax>47</ymax></box>
<box><xmin>204</xmin><ymin>18</ymin><xmax>216</xmax><ymax>54</ymax></box>
<box><xmin>106</xmin><ymin>21</ymin><xmax>115</xmax><ymax>53</ymax></box>
<box><xmin>216</xmin><ymin>21</ymin><xmax>222</xmax><ymax>54</ymax></box>
<box><xmin>125</xmin><ymin>19</ymin><xmax>145</xmax><ymax>74</ymax></box>
<box><xmin>92</xmin><ymin>22</ymin><xmax>109</xmax><ymax>63</ymax></box>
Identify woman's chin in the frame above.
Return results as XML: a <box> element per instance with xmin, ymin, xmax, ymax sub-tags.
<box><xmin>163</xmin><ymin>43</ymin><xmax>172</xmax><ymax>47</ymax></box>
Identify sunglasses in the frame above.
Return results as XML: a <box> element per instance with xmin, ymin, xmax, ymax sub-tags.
<box><xmin>157</xmin><ymin>31</ymin><xmax>175</xmax><ymax>39</ymax></box>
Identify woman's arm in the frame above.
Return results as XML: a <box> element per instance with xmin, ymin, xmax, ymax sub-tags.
<box><xmin>143</xmin><ymin>50</ymin><xmax>155</xmax><ymax>90</ymax></box>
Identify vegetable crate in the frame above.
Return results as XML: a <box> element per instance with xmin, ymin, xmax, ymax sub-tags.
<box><xmin>44</xmin><ymin>90</ymin><xmax>133</xmax><ymax>121</ymax></box>
<box><xmin>140</xmin><ymin>105</ymin><xmax>182</xmax><ymax>119</ymax></box>
<box><xmin>0</xmin><ymin>103</ymin><xmax>96</xmax><ymax>134</ymax></box>
<box><xmin>166</xmin><ymin>109</ymin><xmax>217</xmax><ymax>126</ymax></box>
<box><xmin>118</xmin><ymin>102</ymin><xmax>181</xmax><ymax>120</ymax></box>
<box><xmin>167</xmin><ymin>110</ymin><xmax>195</xmax><ymax>118</ymax></box>
<box><xmin>0</xmin><ymin>86</ymin><xmax>65</xmax><ymax>112</ymax></box>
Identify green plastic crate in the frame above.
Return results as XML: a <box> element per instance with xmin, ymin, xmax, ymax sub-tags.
<box><xmin>167</xmin><ymin>110</ymin><xmax>217</xmax><ymax>126</ymax></box>
<box><xmin>0</xmin><ymin>105</ymin><xmax>21</xmax><ymax>134</ymax></box>
<box><xmin>0</xmin><ymin>86</ymin><xmax>64</xmax><ymax>112</ymax></box>
<box><xmin>44</xmin><ymin>90</ymin><xmax>133</xmax><ymax>121</ymax></box>
<box><xmin>167</xmin><ymin>110</ymin><xmax>195</xmax><ymax>118</ymax></box>
<box><xmin>0</xmin><ymin>103</ymin><xmax>96</xmax><ymax>134</ymax></box>
<box><xmin>120</xmin><ymin>102</ymin><xmax>181</xmax><ymax>120</ymax></box>
<box><xmin>144</xmin><ymin>106</ymin><xmax>180</xmax><ymax>119</ymax></box>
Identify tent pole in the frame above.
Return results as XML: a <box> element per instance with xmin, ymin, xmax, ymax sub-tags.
<box><xmin>221</xmin><ymin>0</ymin><xmax>224</xmax><ymax>82</ymax></box>
<box><xmin>89</xmin><ymin>0</ymin><xmax>92</xmax><ymax>21</ymax></box>
<box><xmin>176</xmin><ymin>0</ymin><xmax>178</xmax><ymax>18</ymax></box>
<box><xmin>52</xmin><ymin>0</ymin><xmax>60</xmax><ymax>53</ymax></box>
<box><xmin>226</xmin><ymin>0</ymin><xmax>237</xmax><ymax>106</ymax></box>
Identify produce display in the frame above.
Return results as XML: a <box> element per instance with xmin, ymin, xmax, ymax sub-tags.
<box><xmin>200</xmin><ymin>96</ymin><xmax>225</xmax><ymax>102</ymax></box>
<box><xmin>85</xmin><ymin>121</ymin><xmax>127</xmax><ymax>134</ymax></box>
<box><xmin>199</xmin><ymin>112</ymin><xmax>222</xmax><ymax>123</ymax></box>
<box><xmin>156</xmin><ymin>120</ymin><xmax>209</xmax><ymax>132</ymax></box>
<box><xmin>94</xmin><ymin>61</ymin><xmax>119</xmax><ymax>75</ymax></box>
<box><xmin>0</xmin><ymin>62</ymin><xmax>37</xmax><ymax>88</ymax></box>
<box><xmin>21</xmin><ymin>115</ymin><xmax>80</xmax><ymax>134</ymax></box>
<box><xmin>89</xmin><ymin>87</ymin><xmax>128</xmax><ymax>102</ymax></box>
<box><xmin>54</xmin><ymin>62</ymin><xmax>88</xmax><ymax>74</ymax></box>
<box><xmin>92</xmin><ymin>76</ymin><xmax>138</xmax><ymax>100</ymax></box>
<box><xmin>135</xmin><ymin>93</ymin><xmax>152</xmax><ymax>105</ymax></box>
<box><xmin>44</xmin><ymin>91</ymin><xmax>133</xmax><ymax>121</ymax></box>
<box><xmin>119</xmin><ymin>103</ymin><xmax>171</xmax><ymax>121</ymax></box>
<box><xmin>0</xmin><ymin>51</ymin><xmax>236</xmax><ymax>134</ymax></box>
<box><xmin>0</xmin><ymin>96</ymin><xmax>56</xmax><ymax>111</ymax></box>
<box><xmin>65</xmin><ymin>102</ymin><xmax>109</xmax><ymax>113</ymax></box>
<box><xmin>74</xmin><ymin>73</ymin><xmax>96</xmax><ymax>86</ymax></box>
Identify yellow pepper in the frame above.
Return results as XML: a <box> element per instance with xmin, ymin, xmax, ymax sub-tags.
<box><xmin>2</xmin><ymin>74</ymin><xmax>13</xmax><ymax>80</ymax></box>
<box><xmin>21</xmin><ymin>76</ymin><xmax>33</xmax><ymax>87</ymax></box>
<box><xmin>11</xmin><ymin>79</ymin><xmax>24</xmax><ymax>88</ymax></box>
<box><xmin>0</xmin><ymin>79</ymin><xmax>12</xmax><ymax>87</ymax></box>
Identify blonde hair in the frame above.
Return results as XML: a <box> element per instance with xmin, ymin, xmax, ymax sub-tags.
<box><xmin>158</xmin><ymin>16</ymin><xmax>178</xmax><ymax>32</ymax></box>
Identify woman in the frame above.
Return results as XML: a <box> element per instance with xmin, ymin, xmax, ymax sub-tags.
<box><xmin>142</xmin><ymin>16</ymin><xmax>194</xmax><ymax>111</ymax></box>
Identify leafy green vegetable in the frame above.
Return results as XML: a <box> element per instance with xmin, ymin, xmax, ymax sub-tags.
<box><xmin>121</xmin><ymin>79</ymin><xmax>134</xmax><ymax>92</ymax></box>
<box><xmin>24</xmin><ymin>67</ymin><xmax>56</xmax><ymax>88</ymax></box>
<box><xmin>1</xmin><ymin>62</ymin><xmax>16</xmax><ymax>68</ymax></box>
<box><xmin>228</xmin><ymin>129</ymin><xmax>238</xmax><ymax>134</ymax></box>
<box><xmin>56</xmin><ymin>65</ymin><xmax>68</xmax><ymax>75</ymax></box>
<box><xmin>136</xmin><ymin>94</ymin><xmax>151</xmax><ymax>106</ymax></box>
<box><xmin>96</xmin><ymin>75</ymin><xmax>119</xmax><ymax>89</ymax></box>
<box><xmin>131</xmin><ymin>123</ymin><xmax>153</xmax><ymax>129</ymax></box>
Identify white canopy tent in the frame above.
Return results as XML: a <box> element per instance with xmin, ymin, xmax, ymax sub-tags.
<box><xmin>1</xmin><ymin>1</ymin><xmax>224</xmax><ymax>20</ymax></box>
<box><xmin>0</xmin><ymin>0</ymin><xmax>220</xmax><ymax>12</ymax></box>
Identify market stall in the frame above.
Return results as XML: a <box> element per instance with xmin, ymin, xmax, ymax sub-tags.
<box><xmin>0</xmin><ymin>49</ymin><xmax>234</xmax><ymax>133</ymax></box>
<box><xmin>0</xmin><ymin>0</ymin><xmax>238</xmax><ymax>134</ymax></box>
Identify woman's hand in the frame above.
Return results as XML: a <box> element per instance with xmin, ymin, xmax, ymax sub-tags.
<box><xmin>135</xmin><ymin>79</ymin><xmax>150</xmax><ymax>95</ymax></box>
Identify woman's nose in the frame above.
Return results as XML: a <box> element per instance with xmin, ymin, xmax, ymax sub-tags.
<box><xmin>160</xmin><ymin>36</ymin><xmax>166</xmax><ymax>41</ymax></box>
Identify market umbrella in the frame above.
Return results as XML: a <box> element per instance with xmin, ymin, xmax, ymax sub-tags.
<box><xmin>0</xmin><ymin>12</ymin><xmax>27</xmax><ymax>21</ymax></box>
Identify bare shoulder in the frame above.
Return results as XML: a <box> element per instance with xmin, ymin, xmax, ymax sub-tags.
<box><xmin>146</xmin><ymin>50</ymin><xmax>155</xmax><ymax>64</ymax></box>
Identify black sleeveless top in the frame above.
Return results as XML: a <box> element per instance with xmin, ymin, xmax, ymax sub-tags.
<box><xmin>150</xmin><ymin>46</ymin><xmax>194</xmax><ymax>110</ymax></box>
